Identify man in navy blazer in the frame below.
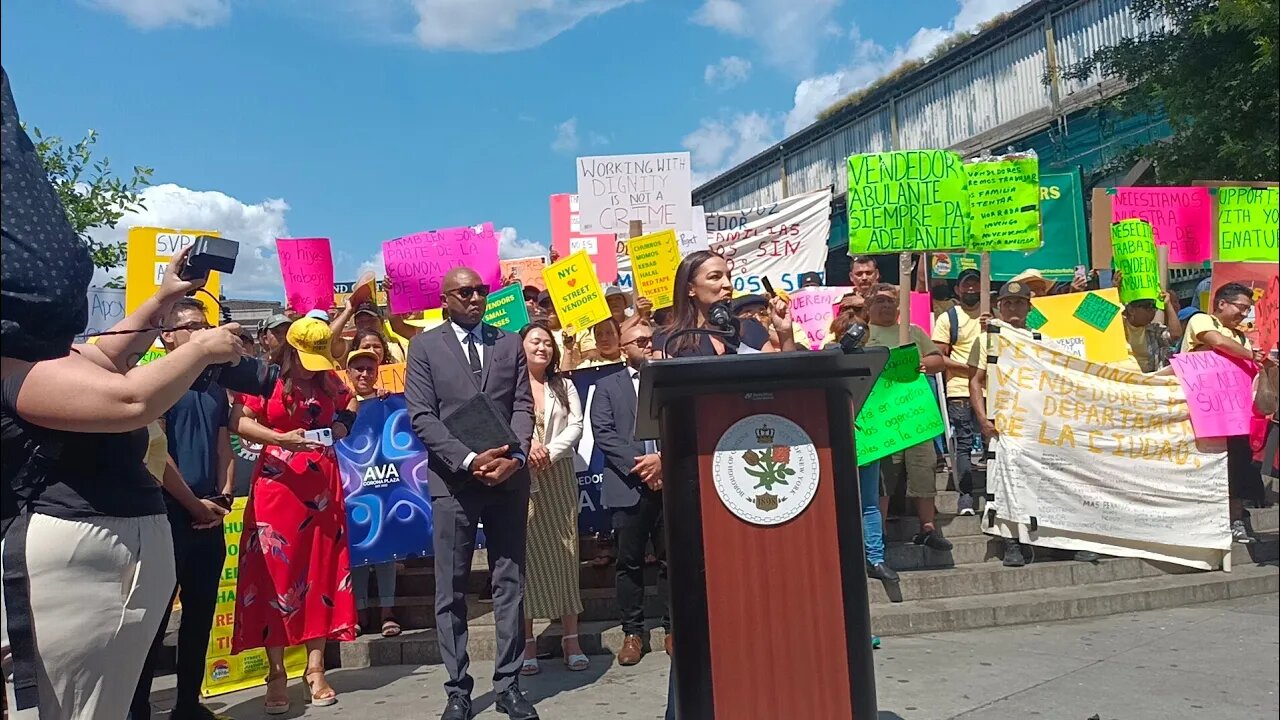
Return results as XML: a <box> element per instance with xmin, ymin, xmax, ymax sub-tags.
<box><xmin>589</xmin><ymin>320</ymin><xmax>670</xmax><ymax>666</ymax></box>
<box><xmin>404</xmin><ymin>267</ymin><xmax>538</xmax><ymax>720</ymax></box>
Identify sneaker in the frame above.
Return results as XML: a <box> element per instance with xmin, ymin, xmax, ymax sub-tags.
<box><xmin>1231</xmin><ymin>520</ymin><xmax>1254</xmax><ymax>544</ymax></box>
<box><xmin>957</xmin><ymin>493</ymin><xmax>976</xmax><ymax>516</ymax></box>
<box><xmin>1003</xmin><ymin>540</ymin><xmax>1027</xmax><ymax>567</ymax></box>
<box><xmin>913</xmin><ymin>528</ymin><xmax>954</xmax><ymax>551</ymax></box>
<box><xmin>870</xmin><ymin>635</ymin><xmax>881</xmax><ymax>650</ymax></box>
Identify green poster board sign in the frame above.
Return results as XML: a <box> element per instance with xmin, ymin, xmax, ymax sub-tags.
<box><xmin>847</xmin><ymin>150</ymin><xmax>971</xmax><ymax>254</ymax></box>
<box><xmin>482</xmin><ymin>283</ymin><xmax>531</xmax><ymax>331</ymax></box>
<box><xmin>854</xmin><ymin>344</ymin><xmax>946</xmax><ymax>465</ymax></box>
<box><xmin>930</xmin><ymin>170</ymin><xmax>1088</xmax><ymax>281</ymax></box>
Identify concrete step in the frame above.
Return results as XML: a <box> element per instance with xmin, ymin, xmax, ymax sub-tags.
<box><xmin>338</xmin><ymin>563</ymin><xmax>1278</xmax><ymax>668</ymax></box>
<box><xmin>361</xmin><ymin>587</ymin><xmax>666</xmax><ymax>629</ymax></box>
<box><xmin>885</xmin><ymin>532</ymin><xmax>1001</xmax><ymax>569</ymax></box>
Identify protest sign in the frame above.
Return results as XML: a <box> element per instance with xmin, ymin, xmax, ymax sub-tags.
<box><xmin>568</xmin><ymin>363</ymin><xmax>629</xmax><ymax>533</ymax></box>
<box><xmin>576</xmin><ymin>152</ymin><xmax>693</xmax><ymax>236</ymax></box>
<box><xmin>679</xmin><ymin>206</ymin><xmax>710</xmax><ymax>254</ymax></box>
<box><xmin>334</xmin><ymin>278</ymin><xmax>388</xmax><ymax>308</ymax></box>
<box><xmin>126</xmin><ymin>227</ymin><xmax>221</xmax><ymax>326</ymax></box>
<box><xmin>1216</xmin><ymin>186</ymin><xmax>1279</xmax><ymax>263</ymax></box>
<box><xmin>1169</xmin><ymin>352</ymin><xmax>1257</xmax><ymax>438</ymax></box>
<box><xmin>1029</xmin><ymin>288</ymin><xmax>1129</xmax><ymax>364</ymax></box>
<box><xmin>854</xmin><ymin>344</ymin><xmax>947</xmax><ymax>465</ymax></box>
<box><xmin>910</xmin><ymin>291</ymin><xmax>932</xmax><ymax>335</ymax></box>
<box><xmin>983</xmin><ymin>327</ymin><xmax>1230</xmax><ymax>570</ymax></box>
<box><xmin>1209</xmin><ymin>261</ymin><xmax>1277</xmax><ymax>345</ymax></box>
<box><xmin>790</xmin><ymin>286</ymin><xmax>854</xmax><ymax>349</ymax></box>
<box><xmin>1110</xmin><ymin>219</ymin><xmax>1162</xmax><ymax>307</ymax></box>
<box><xmin>336</xmin><ymin>395</ymin><xmax>434</xmax><ymax>566</ymax></box>
<box><xmin>1259</xmin><ymin>274</ymin><xmax>1279</xmax><ymax>354</ymax></box>
<box><xmin>543</xmin><ymin>251</ymin><xmax>611</xmax><ymax>333</ymax></box>
<box><xmin>77</xmin><ymin>287</ymin><xmax>126</xmax><ymax>342</ymax></box>
<box><xmin>966</xmin><ymin>155</ymin><xmax>1041</xmax><ymax>252</ymax></box>
<box><xmin>626</xmin><ymin>189</ymin><xmax>830</xmax><ymax>296</ymax></box>
<box><xmin>626</xmin><ymin>230</ymin><xmax>682</xmax><ymax>310</ymax></box>
<box><xmin>276</xmin><ymin>238</ymin><xmax>334</xmax><ymax>314</ymax></box>
<box><xmin>847</xmin><ymin>150</ymin><xmax>970</xmax><ymax>254</ymax></box>
<box><xmin>202</xmin><ymin>498</ymin><xmax>307</xmax><ymax>696</ymax></box>
<box><xmin>550</xmin><ymin>193</ymin><xmax>617</xmax><ymax>283</ymax></box>
<box><xmin>501</xmin><ymin>256</ymin><xmax>548</xmax><ymax>290</ymax></box>
<box><xmin>383</xmin><ymin>223</ymin><xmax>502</xmax><ymax>314</ymax></box>
<box><xmin>1109</xmin><ymin>186</ymin><xmax>1212</xmax><ymax>264</ymax></box>
<box><xmin>482</xmin><ymin>283</ymin><xmax>531</xmax><ymax>331</ymax></box>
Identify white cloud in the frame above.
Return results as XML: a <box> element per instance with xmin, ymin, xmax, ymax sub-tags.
<box><xmin>411</xmin><ymin>0</ymin><xmax>637</xmax><ymax>52</ymax></box>
<box><xmin>682</xmin><ymin>112</ymin><xmax>777</xmax><ymax>185</ymax></box>
<box><xmin>358</xmin><ymin>250</ymin><xmax>386</xmax><ymax>279</ymax></box>
<box><xmin>551</xmin><ymin>118</ymin><xmax>580</xmax><ymax>153</ymax></box>
<box><xmin>704</xmin><ymin>56</ymin><xmax>752</xmax><ymax>89</ymax></box>
<box><xmin>88</xmin><ymin>0</ymin><xmax>230</xmax><ymax>29</ymax></box>
<box><xmin>497</xmin><ymin>226</ymin><xmax>548</xmax><ymax>259</ymax></box>
<box><xmin>88</xmin><ymin>183</ymin><xmax>291</xmax><ymax>299</ymax></box>
<box><xmin>692</xmin><ymin>0</ymin><xmax>748</xmax><ymax>34</ymax></box>
<box><xmin>692</xmin><ymin>0</ymin><xmax>840</xmax><ymax>74</ymax></box>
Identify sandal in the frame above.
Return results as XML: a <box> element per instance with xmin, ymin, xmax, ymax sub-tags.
<box><xmin>520</xmin><ymin>638</ymin><xmax>541</xmax><ymax>676</ymax></box>
<box><xmin>304</xmin><ymin>665</ymin><xmax>338</xmax><ymax>707</ymax></box>
<box><xmin>263</xmin><ymin>670</ymin><xmax>291</xmax><ymax>715</ymax></box>
<box><xmin>381</xmin><ymin>617</ymin><xmax>402</xmax><ymax>638</ymax></box>
<box><xmin>561</xmin><ymin>634</ymin><xmax>590</xmax><ymax>672</ymax></box>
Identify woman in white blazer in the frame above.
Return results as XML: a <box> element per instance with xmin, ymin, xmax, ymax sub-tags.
<box><xmin>518</xmin><ymin>321</ymin><xmax>588</xmax><ymax>674</ymax></box>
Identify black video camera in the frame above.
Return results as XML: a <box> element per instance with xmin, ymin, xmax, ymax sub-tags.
<box><xmin>177</xmin><ymin>235</ymin><xmax>239</xmax><ymax>282</ymax></box>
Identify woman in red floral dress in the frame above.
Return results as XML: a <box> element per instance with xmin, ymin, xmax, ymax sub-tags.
<box><xmin>230</xmin><ymin>317</ymin><xmax>357</xmax><ymax>712</ymax></box>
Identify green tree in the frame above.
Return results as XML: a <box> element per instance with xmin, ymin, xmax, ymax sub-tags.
<box><xmin>26</xmin><ymin>126</ymin><xmax>153</xmax><ymax>285</ymax></box>
<box><xmin>1060</xmin><ymin>0</ymin><xmax>1279</xmax><ymax>183</ymax></box>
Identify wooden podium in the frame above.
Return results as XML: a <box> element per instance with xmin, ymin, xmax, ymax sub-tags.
<box><xmin>637</xmin><ymin>347</ymin><xmax>888</xmax><ymax>720</ymax></box>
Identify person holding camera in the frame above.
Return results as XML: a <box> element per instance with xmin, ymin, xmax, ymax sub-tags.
<box><xmin>129</xmin><ymin>296</ymin><xmax>239</xmax><ymax>720</ymax></box>
<box><xmin>228</xmin><ymin>317</ymin><xmax>358</xmax><ymax>713</ymax></box>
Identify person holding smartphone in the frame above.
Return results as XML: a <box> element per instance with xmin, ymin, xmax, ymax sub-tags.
<box><xmin>229</xmin><ymin>317</ymin><xmax>358</xmax><ymax>713</ymax></box>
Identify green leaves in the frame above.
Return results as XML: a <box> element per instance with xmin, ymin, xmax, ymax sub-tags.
<box><xmin>744</xmin><ymin>449</ymin><xmax>794</xmax><ymax>491</ymax></box>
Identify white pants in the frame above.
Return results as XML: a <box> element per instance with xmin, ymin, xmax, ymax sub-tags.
<box><xmin>2</xmin><ymin>513</ymin><xmax>175</xmax><ymax>720</ymax></box>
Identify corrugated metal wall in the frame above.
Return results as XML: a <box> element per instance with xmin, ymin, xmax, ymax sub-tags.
<box><xmin>696</xmin><ymin>0</ymin><xmax>1156</xmax><ymax>213</ymax></box>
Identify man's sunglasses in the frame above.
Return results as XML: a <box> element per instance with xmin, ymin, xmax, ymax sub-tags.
<box><xmin>449</xmin><ymin>285</ymin><xmax>490</xmax><ymax>300</ymax></box>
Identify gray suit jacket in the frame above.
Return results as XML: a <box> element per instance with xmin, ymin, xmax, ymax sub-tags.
<box><xmin>589</xmin><ymin>366</ymin><xmax>650</xmax><ymax>510</ymax></box>
<box><xmin>404</xmin><ymin>322</ymin><xmax>535</xmax><ymax>498</ymax></box>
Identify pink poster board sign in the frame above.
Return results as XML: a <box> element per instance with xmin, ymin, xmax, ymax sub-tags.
<box><xmin>1110</xmin><ymin>186</ymin><xmax>1212</xmax><ymax>264</ymax></box>
<box><xmin>1169</xmin><ymin>351</ymin><xmax>1257</xmax><ymax>438</ymax></box>
<box><xmin>383</xmin><ymin>223</ymin><xmax>502</xmax><ymax>314</ymax></box>
<box><xmin>276</xmin><ymin>238</ymin><xmax>334</xmax><ymax>314</ymax></box>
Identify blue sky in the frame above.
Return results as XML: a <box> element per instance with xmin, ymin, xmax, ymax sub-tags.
<box><xmin>1</xmin><ymin>0</ymin><xmax>1023</xmax><ymax>298</ymax></box>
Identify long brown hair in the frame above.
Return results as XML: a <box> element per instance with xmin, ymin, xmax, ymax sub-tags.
<box><xmin>666</xmin><ymin>250</ymin><xmax>721</xmax><ymax>356</ymax></box>
<box><xmin>351</xmin><ymin>328</ymin><xmax>392</xmax><ymax>365</ymax></box>
<box><xmin>520</xmin><ymin>322</ymin><xmax>571</xmax><ymax>409</ymax></box>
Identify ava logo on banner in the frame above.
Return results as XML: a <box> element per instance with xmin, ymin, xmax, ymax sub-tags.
<box><xmin>78</xmin><ymin>287</ymin><xmax>126</xmax><ymax>342</ymax></box>
<box><xmin>568</xmin><ymin>363</ymin><xmax>628</xmax><ymax>534</ymax></box>
<box><xmin>984</xmin><ymin>325</ymin><xmax>1230</xmax><ymax>570</ymax></box>
<box><xmin>616</xmin><ymin>189</ymin><xmax>832</xmax><ymax>296</ymax></box>
<box><xmin>335</xmin><ymin>395</ymin><xmax>434</xmax><ymax>565</ymax></box>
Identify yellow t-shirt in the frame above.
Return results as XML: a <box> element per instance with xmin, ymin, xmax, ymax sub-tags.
<box><xmin>1181</xmin><ymin>312</ymin><xmax>1250</xmax><ymax>353</ymax></box>
<box><xmin>932</xmin><ymin>305</ymin><xmax>983</xmax><ymax>397</ymax></box>
<box><xmin>1123</xmin><ymin>318</ymin><xmax>1154</xmax><ymax>372</ymax></box>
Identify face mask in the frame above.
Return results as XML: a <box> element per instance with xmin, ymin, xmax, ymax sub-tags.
<box><xmin>959</xmin><ymin>291</ymin><xmax>981</xmax><ymax>306</ymax></box>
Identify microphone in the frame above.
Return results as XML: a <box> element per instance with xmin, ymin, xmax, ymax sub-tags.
<box><xmin>707</xmin><ymin>301</ymin><xmax>734</xmax><ymax>331</ymax></box>
<box><xmin>839</xmin><ymin>322</ymin><xmax>868</xmax><ymax>354</ymax></box>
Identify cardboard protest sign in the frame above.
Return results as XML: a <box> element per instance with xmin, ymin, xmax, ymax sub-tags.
<box><xmin>500</xmin><ymin>256</ymin><xmax>548</xmax><ymax>290</ymax></box>
<box><xmin>482</xmin><ymin>283</ymin><xmax>531</xmax><ymax>331</ymax></box>
<box><xmin>575</xmin><ymin>152</ymin><xmax>693</xmax><ymax>236</ymax></box>
<box><xmin>984</xmin><ymin>328</ymin><xmax>1230</xmax><ymax>571</ymax></box>
<box><xmin>966</xmin><ymin>155</ymin><xmax>1041</xmax><ymax>252</ymax></box>
<box><xmin>1029</xmin><ymin>288</ymin><xmax>1128</xmax><ymax>364</ymax></box>
<box><xmin>626</xmin><ymin>230</ymin><xmax>682</xmax><ymax>310</ymax></box>
<box><xmin>336</xmin><ymin>395</ymin><xmax>435</xmax><ymax>566</ymax></box>
<box><xmin>334</xmin><ymin>277</ymin><xmax>388</xmax><ymax>308</ymax></box>
<box><xmin>679</xmin><ymin>206</ymin><xmax>710</xmax><ymax>255</ymax></box>
<box><xmin>1209</xmin><ymin>261</ymin><xmax>1277</xmax><ymax>346</ymax></box>
<box><xmin>1109</xmin><ymin>186</ymin><xmax>1212</xmax><ymax>264</ymax></box>
<box><xmin>1258</xmin><ymin>274</ymin><xmax>1279</xmax><ymax>355</ymax></box>
<box><xmin>202</xmin><ymin>498</ymin><xmax>308</xmax><ymax>697</ymax></box>
<box><xmin>1216</xmin><ymin>186</ymin><xmax>1279</xmax><ymax>263</ymax></box>
<box><xmin>550</xmin><ymin>194</ymin><xmax>617</xmax><ymax>283</ymax></box>
<box><xmin>854</xmin><ymin>344</ymin><xmax>946</xmax><ymax>465</ymax></box>
<box><xmin>1110</xmin><ymin>219</ymin><xmax>1162</xmax><ymax>307</ymax></box>
<box><xmin>847</xmin><ymin>150</ymin><xmax>970</xmax><ymax>255</ymax></box>
<box><xmin>125</xmin><ymin>227</ymin><xmax>221</xmax><ymax>327</ymax></box>
<box><xmin>542</xmin><ymin>251</ymin><xmax>611</xmax><ymax>333</ymax></box>
<box><xmin>276</xmin><ymin>238</ymin><xmax>334</xmax><ymax>314</ymax></box>
<box><xmin>1169</xmin><ymin>352</ymin><xmax>1257</xmax><ymax>438</ymax></box>
<box><xmin>78</xmin><ymin>287</ymin><xmax>126</xmax><ymax>342</ymax></box>
<box><xmin>382</xmin><ymin>223</ymin><xmax>502</xmax><ymax>314</ymax></box>
<box><xmin>790</xmin><ymin>286</ymin><xmax>854</xmax><ymax>350</ymax></box>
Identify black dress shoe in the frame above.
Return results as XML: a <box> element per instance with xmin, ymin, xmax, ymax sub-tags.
<box><xmin>441</xmin><ymin>695</ymin><xmax>472</xmax><ymax>720</ymax></box>
<box><xmin>495</xmin><ymin>686</ymin><xmax>539</xmax><ymax>720</ymax></box>
<box><xmin>867</xmin><ymin>562</ymin><xmax>900</xmax><ymax>584</ymax></box>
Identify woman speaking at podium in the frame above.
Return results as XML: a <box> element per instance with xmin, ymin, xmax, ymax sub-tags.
<box><xmin>654</xmin><ymin>251</ymin><xmax>795</xmax><ymax>359</ymax></box>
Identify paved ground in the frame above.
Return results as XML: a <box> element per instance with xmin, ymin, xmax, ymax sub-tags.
<box><xmin>151</xmin><ymin>594</ymin><xmax>1280</xmax><ymax>719</ymax></box>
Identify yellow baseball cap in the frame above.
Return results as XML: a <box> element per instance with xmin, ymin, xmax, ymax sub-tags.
<box><xmin>346</xmin><ymin>348</ymin><xmax>379</xmax><ymax>366</ymax></box>
<box><xmin>286</xmin><ymin>317</ymin><xmax>336</xmax><ymax>371</ymax></box>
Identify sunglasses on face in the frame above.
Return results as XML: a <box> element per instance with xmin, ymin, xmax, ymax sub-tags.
<box><xmin>449</xmin><ymin>285</ymin><xmax>490</xmax><ymax>300</ymax></box>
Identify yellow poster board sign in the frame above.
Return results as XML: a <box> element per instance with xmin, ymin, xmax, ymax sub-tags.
<box><xmin>202</xmin><ymin>498</ymin><xmax>307</xmax><ymax>697</ymax></box>
<box><xmin>1028</xmin><ymin>288</ymin><xmax>1129</xmax><ymax>364</ymax></box>
<box><xmin>626</xmin><ymin>230</ymin><xmax>681</xmax><ymax>309</ymax></box>
<box><xmin>126</xmin><ymin>227</ymin><xmax>222</xmax><ymax>327</ymax></box>
<box><xmin>542</xmin><ymin>250</ymin><xmax>611</xmax><ymax>334</ymax></box>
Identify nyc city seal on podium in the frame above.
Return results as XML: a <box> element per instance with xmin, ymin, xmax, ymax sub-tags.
<box><xmin>712</xmin><ymin>414</ymin><xmax>820</xmax><ymax>526</ymax></box>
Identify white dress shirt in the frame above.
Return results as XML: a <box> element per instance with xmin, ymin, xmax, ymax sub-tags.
<box><xmin>451</xmin><ymin>321</ymin><xmax>485</xmax><ymax>367</ymax></box>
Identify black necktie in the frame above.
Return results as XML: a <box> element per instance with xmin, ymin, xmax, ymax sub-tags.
<box><xmin>465</xmin><ymin>332</ymin><xmax>482</xmax><ymax>376</ymax></box>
